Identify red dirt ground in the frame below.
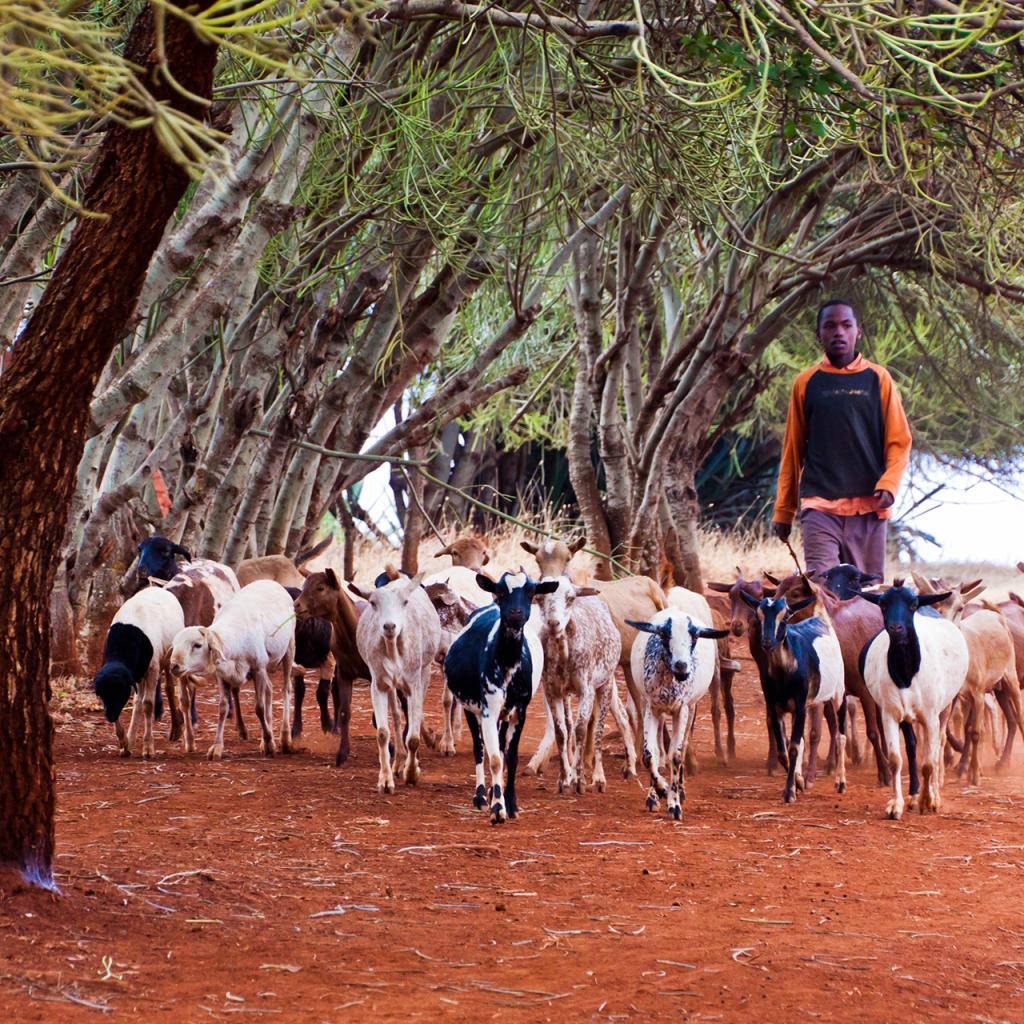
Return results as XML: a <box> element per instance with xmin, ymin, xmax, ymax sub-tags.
<box><xmin>3</xmin><ymin>658</ymin><xmax>1024</xmax><ymax>1023</ymax></box>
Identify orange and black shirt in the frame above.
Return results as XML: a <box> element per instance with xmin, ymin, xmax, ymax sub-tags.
<box><xmin>772</xmin><ymin>355</ymin><xmax>912</xmax><ymax>526</ymax></box>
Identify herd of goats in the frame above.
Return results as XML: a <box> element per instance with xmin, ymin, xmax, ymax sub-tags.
<box><xmin>89</xmin><ymin>532</ymin><xmax>1024</xmax><ymax>825</ymax></box>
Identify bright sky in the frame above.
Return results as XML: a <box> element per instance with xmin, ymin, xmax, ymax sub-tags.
<box><xmin>895</xmin><ymin>460</ymin><xmax>1024</xmax><ymax>565</ymax></box>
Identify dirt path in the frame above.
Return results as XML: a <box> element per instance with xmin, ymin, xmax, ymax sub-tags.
<box><xmin>3</xmin><ymin>662</ymin><xmax>1024</xmax><ymax>1023</ymax></box>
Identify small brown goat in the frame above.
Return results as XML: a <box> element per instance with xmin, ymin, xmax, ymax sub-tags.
<box><xmin>434</xmin><ymin>535</ymin><xmax>491</xmax><ymax>571</ymax></box>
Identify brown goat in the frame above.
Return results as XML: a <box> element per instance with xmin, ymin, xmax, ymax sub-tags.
<box><xmin>434</xmin><ymin>535</ymin><xmax>491</xmax><ymax>571</ymax></box>
<box><xmin>293</xmin><ymin>569</ymin><xmax>369</xmax><ymax>766</ymax></box>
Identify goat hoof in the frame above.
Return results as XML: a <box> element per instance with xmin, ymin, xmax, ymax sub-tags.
<box><xmin>473</xmin><ymin>785</ymin><xmax>487</xmax><ymax>809</ymax></box>
<box><xmin>206</xmin><ymin>746</ymin><xmax>223</xmax><ymax>761</ymax></box>
<box><xmin>835</xmin><ymin>781</ymin><xmax>846</xmax><ymax>795</ymax></box>
<box><xmin>645</xmin><ymin>795</ymin><xmax>658</xmax><ymax>812</ymax></box>
<box><xmin>885</xmin><ymin>799</ymin><xmax>903</xmax><ymax>820</ymax></box>
<box><xmin>783</xmin><ymin>790</ymin><xmax>796</xmax><ymax>804</ymax></box>
<box><xmin>378</xmin><ymin>780</ymin><xmax>395</xmax><ymax>795</ymax></box>
<box><xmin>491</xmin><ymin>805</ymin><xmax>507</xmax><ymax>824</ymax></box>
<box><xmin>594</xmin><ymin>778</ymin><xmax>606</xmax><ymax>793</ymax></box>
<box><xmin>575</xmin><ymin>779</ymin><xmax>586</xmax><ymax>795</ymax></box>
<box><xmin>668</xmin><ymin>805</ymin><xmax>682</xmax><ymax>821</ymax></box>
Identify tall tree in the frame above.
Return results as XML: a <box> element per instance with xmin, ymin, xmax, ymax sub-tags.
<box><xmin>0</xmin><ymin>3</ymin><xmax>218</xmax><ymax>881</ymax></box>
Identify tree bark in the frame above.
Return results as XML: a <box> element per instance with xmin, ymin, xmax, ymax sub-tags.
<box><xmin>0</xmin><ymin>3</ymin><xmax>217</xmax><ymax>881</ymax></box>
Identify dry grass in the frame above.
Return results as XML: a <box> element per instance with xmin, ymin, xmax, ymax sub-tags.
<box><xmin>329</xmin><ymin>520</ymin><xmax>1024</xmax><ymax>599</ymax></box>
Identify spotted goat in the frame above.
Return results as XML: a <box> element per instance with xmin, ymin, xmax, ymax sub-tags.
<box><xmin>626</xmin><ymin>610</ymin><xmax>728</xmax><ymax>818</ymax></box>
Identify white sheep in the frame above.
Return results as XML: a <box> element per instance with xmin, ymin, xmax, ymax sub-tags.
<box><xmin>169</xmin><ymin>580</ymin><xmax>296</xmax><ymax>759</ymax></box>
<box><xmin>93</xmin><ymin>587</ymin><xmax>185</xmax><ymax>758</ymax></box>
<box><xmin>348</xmin><ymin>574</ymin><xmax>441</xmax><ymax>793</ymax></box>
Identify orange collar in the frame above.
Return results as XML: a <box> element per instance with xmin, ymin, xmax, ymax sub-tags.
<box><xmin>818</xmin><ymin>353</ymin><xmax>866</xmax><ymax>372</ymax></box>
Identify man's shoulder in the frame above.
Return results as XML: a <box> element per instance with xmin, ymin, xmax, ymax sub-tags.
<box><xmin>856</xmin><ymin>358</ymin><xmax>897</xmax><ymax>388</ymax></box>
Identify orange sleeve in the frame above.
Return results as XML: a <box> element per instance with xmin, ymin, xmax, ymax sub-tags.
<box><xmin>874</xmin><ymin>367</ymin><xmax>912</xmax><ymax>497</ymax></box>
<box><xmin>772</xmin><ymin>372</ymin><xmax>809</xmax><ymax>525</ymax></box>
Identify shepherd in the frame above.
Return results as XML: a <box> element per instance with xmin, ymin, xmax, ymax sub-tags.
<box><xmin>771</xmin><ymin>299</ymin><xmax>912</xmax><ymax>577</ymax></box>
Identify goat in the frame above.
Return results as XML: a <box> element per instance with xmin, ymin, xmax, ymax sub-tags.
<box><xmin>666</xmin><ymin>585</ymin><xmax>740</xmax><ymax>767</ymax></box>
<box><xmin>859</xmin><ymin>581</ymin><xmax>969</xmax><ymax>817</ymax></box>
<box><xmin>283</xmin><ymin>586</ymin><xmax>335</xmax><ymax>739</ymax></box>
<box><xmin>293</xmin><ymin>569</ymin><xmax>369</xmax><ymax>765</ymax></box>
<box><xmin>170</xmin><ymin>580</ymin><xmax>296</xmax><ymax>759</ymax></box>
<box><xmin>444</xmin><ymin>571</ymin><xmax>558</xmax><ymax>823</ymax></box>
<box><xmin>771</xmin><ymin>566</ymin><xmax>901</xmax><ymax>789</ymax></box>
<box><xmin>739</xmin><ymin>587</ymin><xmax>846</xmax><ymax>803</ymax></box>
<box><xmin>347</xmin><ymin>573</ymin><xmax>441</xmax><ymax>792</ymax></box>
<box><xmin>434</xmin><ymin>535</ymin><xmax>491</xmax><ymax>570</ymax></box>
<box><xmin>424</xmin><ymin>579</ymin><xmax>476</xmax><ymax>756</ymax></box>
<box><xmin>134</xmin><ymin>535</ymin><xmax>192</xmax><ymax>586</ymax></box>
<box><xmin>626</xmin><ymin>610</ymin><xmax>728</xmax><ymax>818</ymax></box>
<box><xmin>912</xmin><ymin>573</ymin><xmax>1024</xmax><ymax>783</ymax></box>
<box><xmin>520</xmin><ymin>537</ymin><xmax>666</xmax><ymax>758</ymax></box>
<box><xmin>534</xmin><ymin>577</ymin><xmax>634</xmax><ymax>792</ymax></box>
<box><xmin>93</xmin><ymin>587</ymin><xmax>184</xmax><ymax>758</ymax></box>
<box><xmin>235</xmin><ymin>539</ymin><xmax>331</xmax><ymax>589</ymax></box>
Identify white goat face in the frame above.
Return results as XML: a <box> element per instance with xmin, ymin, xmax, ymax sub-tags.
<box><xmin>170</xmin><ymin>626</ymin><xmax>209</xmax><ymax>677</ymax></box>
<box><xmin>370</xmin><ymin>576</ymin><xmax>421</xmax><ymax>641</ymax></box>
<box><xmin>540</xmin><ymin>577</ymin><xmax>574</xmax><ymax>637</ymax></box>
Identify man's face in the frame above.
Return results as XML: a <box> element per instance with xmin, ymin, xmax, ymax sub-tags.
<box><xmin>817</xmin><ymin>304</ymin><xmax>860</xmax><ymax>366</ymax></box>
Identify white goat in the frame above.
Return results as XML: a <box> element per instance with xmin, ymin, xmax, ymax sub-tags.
<box><xmin>169</xmin><ymin>580</ymin><xmax>296</xmax><ymax>759</ymax></box>
<box><xmin>93</xmin><ymin>587</ymin><xmax>185</xmax><ymax>758</ymax></box>
<box><xmin>349</xmin><ymin>574</ymin><xmax>441</xmax><ymax>793</ymax></box>
<box><xmin>627</xmin><ymin>609</ymin><xmax>728</xmax><ymax>819</ymax></box>
<box><xmin>860</xmin><ymin>582</ymin><xmax>970</xmax><ymax>818</ymax></box>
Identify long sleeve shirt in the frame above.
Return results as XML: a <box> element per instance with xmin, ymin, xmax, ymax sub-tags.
<box><xmin>772</xmin><ymin>354</ymin><xmax>912</xmax><ymax>526</ymax></box>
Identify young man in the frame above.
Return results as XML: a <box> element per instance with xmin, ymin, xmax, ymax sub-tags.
<box><xmin>771</xmin><ymin>299</ymin><xmax>912</xmax><ymax>578</ymax></box>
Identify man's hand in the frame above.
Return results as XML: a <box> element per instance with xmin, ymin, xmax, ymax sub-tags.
<box><xmin>772</xmin><ymin>521</ymin><xmax>792</xmax><ymax>542</ymax></box>
<box><xmin>874</xmin><ymin>489</ymin><xmax>894</xmax><ymax>510</ymax></box>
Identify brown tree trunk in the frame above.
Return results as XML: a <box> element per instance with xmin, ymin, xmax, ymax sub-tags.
<box><xmin>664</xmin><ymin>448</ymin><xmax>704</xmax><ymax>591</ymax></box>
<box><xmin>400</xmin><ymin>447</ymin><xmax>428</xmax><ymax>575</ymax></box>
<box><xmin>0</xmin><ymin>4</ymin><xmax>216</xmax><ymax>880</ymax></box>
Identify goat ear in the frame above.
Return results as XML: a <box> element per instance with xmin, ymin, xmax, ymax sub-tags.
<box><xmin>962</xmin><ymin>584</ymin><xmax>986</xmax><ymax>603</ymax></box>
<box><xmin>433</xmin><ymin>544</ymin><xmax>453</xmax><ymax>558</ymax></box>
<box><xmin>520</xmin><ymin>540</ymin><xmax>538</xmax><ymax>555</ymax></box>
<box><xmin>534</xmin><ymin>579</ymin><xmax>560</xmax><ymax>596</ymax></box>
<box><xmin>706</xmin><ymin>581</ymin><xmax>733</xmax><ymax>593</ymax></box>
<box><xmin>763</xmin><ymin>571</ymin><xmax>781</xmax><ymax>586</ymax></box>
<box><xmin>859</xmin><ymin>572</ymin><xmax>883</xmax><ymax>585</ymax></box>
<box><xmin>859</xmin><ymin>589</ymin><xmax>882</xmax><ymax>605</ymax></box>
<box><xmin>476</xmin><ymin>573</ymin><xmax>499</xmax><ymax>593</ymax></box>
<box><xmin>298</xmin><ymin>565</ymin><xmax>311</xmax><ymax>578</ymax></box>
<box><xmin>910</xmin><ymin>571</ymin><xmax>934</xmax><ymax>594</ymax></box>
<box><xmin>919</xmin><ymin>591</ymin><xmax>952</xmax><ymax>607</ymax></box>
<box><xmin>409</xmin><ymin>571</ymin><xmax>426</xmax><ymax>587</ymax></box>
<box><xmin>324</xmin><ymin>568</ymin><xmax>341</xmax><ymax>590</ymax></box>
<box><xmin>347</xmin><ymin>581</ymin><xmax>370</xmax><ymax>600</ymax></box>
<box><xmin>1010</xmin><ymin>591</ymin><xmax>1024</xmax><ymax>608</ymax></box>
<box><xmin>205</xmin><ymin>628</ymin><xmax>223</xmax><ymax>660</ymax></box>
<box><xmin>172</xmin><ymin>544</ymin><xmax>191</xmax><ymax>560</ymax></box>
<box><xmin>738</xmin><ymin>590</ymin><xmax>761</xmax><ymax>610</ymax></box>
<box><xmin>626</xmin><ymin>619</ymin><xmax>659</xmax><ymax>634</ymax></box>
<box><xmin>575</xmin><ymin>586</ymin><xmax>601</xmax><ymax>598</ymax></box>
<box><xmin>569</xmin><ymin>537</ymin><xmax>587</xmax><ymax>554</ymax></box>
<box><xmin>481</xmin><ymin>549</ymin><xmax>490</xmax><ymax>566</ymax></box>
<box><xmin>960</xmin><ymin>578</ymin><xmax>984</xmax><ymax>595</ymax></box>
<box><xmin>786</xmin><ymin>594</ymin><xmax>816</xmax><ymax>614</ymax></box>
<box><xmin>693</xmin><ymin>625</ymin><xmax>730</xmax><ymax>640</ymax></box>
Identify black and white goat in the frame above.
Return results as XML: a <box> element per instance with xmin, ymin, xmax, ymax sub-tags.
<box><xmin>739</xmin><ymin>588</ymin><xmax>846</xmax><ymax>803</ymax></box>
<box><xmin>93</xmin><ymin>587</ymin><xmax>184</xmax><ymax>758</ymax></box>
<box><xmin>444</xmin><ymin>571</ymin><xmax>557</xmax><ymax>824</ymax></box>
<box><xmin>859</xmin><ymin>581</ymin><xmax>969</xmax><ymax>818</ymax></box>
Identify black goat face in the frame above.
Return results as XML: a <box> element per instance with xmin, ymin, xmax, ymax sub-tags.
<box><xmin>476</xmin><ymin>570</ymin><xmax>558</xmax><ymax>633</ymax></box>
<box><xmin>93</xmin><ymin>663</ymin><xmax>135</xmax><ymax>723</ymax></box>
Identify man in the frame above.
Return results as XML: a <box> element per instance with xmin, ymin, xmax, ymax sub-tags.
<box><xmin>771</xmin><ymin>299</ymin><xmax>912</xmax><ymax>577</ymax></box>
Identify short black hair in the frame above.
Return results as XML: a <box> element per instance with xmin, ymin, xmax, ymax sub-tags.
<box><xmin>816</xmin><ymin>298</ymin><xmax>859</xmax><ymax>330</ymax></box>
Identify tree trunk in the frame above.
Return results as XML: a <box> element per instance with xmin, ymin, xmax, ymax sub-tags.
<box><xmin>0</xmin><ymin>3</ymin><xmax>217</xmax><ymax>881</ymax></box>
<box><xmin>664</xmin><ymin>448</ymin><xmax>704</xmax><ymax>591</ymax></box>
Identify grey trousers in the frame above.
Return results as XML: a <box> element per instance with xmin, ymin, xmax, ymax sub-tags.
<box><xmin>799</xmin><ymin>509</ymin><xmax>886</xmax><ymax>578</ymax></box>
